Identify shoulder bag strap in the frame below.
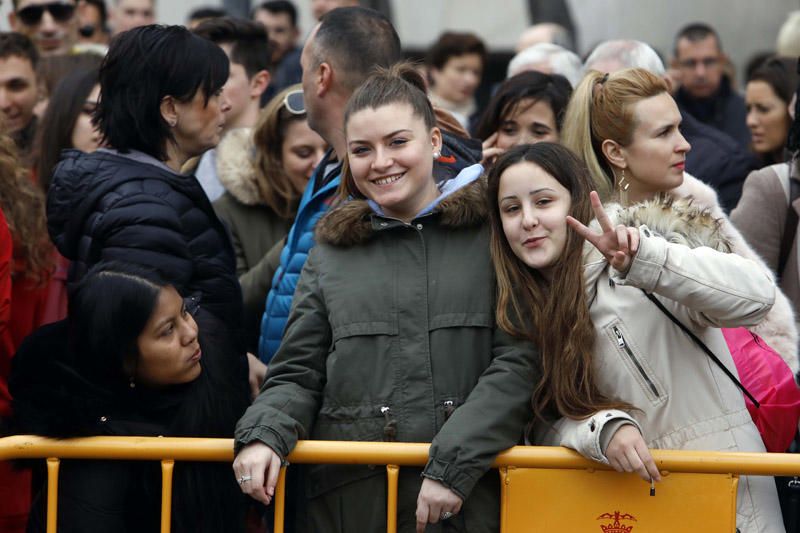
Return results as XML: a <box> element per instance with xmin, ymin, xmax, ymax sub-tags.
<box><xmin>640</xmin><ymin>289</ymin><xmax>760</xmax><ymax>408</ymax></box>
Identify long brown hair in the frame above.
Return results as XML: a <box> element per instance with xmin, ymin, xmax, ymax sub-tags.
<box><xmin>487</xmin><ymin>143</ymin><xmax>631</xmax><ymax>421</ymax></box>
<box><xmin>0</xmin><ymin>132</ymin><xmax>53</xmax><ymax>284</ymax></box>
<box><xmin>253</xmin><ymin>84</ymin><xmax>309</xmax><ymax>219</ymax></box>
<box><xmin>561</xmin><ymin>68</ymin><xmax>668</xmax><ymax>200</ymax></box>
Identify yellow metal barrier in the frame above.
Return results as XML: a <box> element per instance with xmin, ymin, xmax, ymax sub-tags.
<box><xmin>2</xmin><ymin>436</ymin><xmax>800</xmax><ymax>532</ymax></box>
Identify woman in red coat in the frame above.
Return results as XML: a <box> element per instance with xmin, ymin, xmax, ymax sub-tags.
<box><xmin>0</xmin><ymin>132</ymin><xmax>53</xmax><ymax>533</ymax></box>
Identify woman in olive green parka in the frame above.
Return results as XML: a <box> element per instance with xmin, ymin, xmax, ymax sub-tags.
<box><xmin>233</xmin><ymin>64</ymin><xmax>539</xmax><ymax>533</ymax></box>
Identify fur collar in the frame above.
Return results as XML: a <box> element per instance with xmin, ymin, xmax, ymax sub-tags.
<box><xmin>215</xmin><ymin>128</ymin><xmax>262</xmax><ymax>206</ymax></box>
<box><xmin>316</xmin><ymin>177</ymin><xmax>487</xmax><ymax>247</ymax></box>
<box><xmin>610</xmin><ymin>194</ymin><xmax>731</xmax><ymax>252</ymax></box>
<box><xmin>585</xmin><ymin>194</ymin><xmax>731</xmax><ymax>265</ymax></box>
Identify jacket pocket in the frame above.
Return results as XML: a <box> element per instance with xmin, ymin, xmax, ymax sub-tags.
<box><xmin>326</xmin><ymin>320</ymin><xmax>398</xmax><ymax>407</ymax></box>
<box><xmin>604</xmin><ymin>320</ymin><xmax>666</xmax><ymax>405</ymax></box>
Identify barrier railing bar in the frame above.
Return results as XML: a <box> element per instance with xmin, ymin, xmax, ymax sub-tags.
<box><xmin>46</xmin><ymin>457</ymin><xmax>59</xmax><ymax>533</ymax></box>
<box><xmin>161</xmin><ymin>459</ymin><xmax>174</xmax><ymax>533</ymax></box>
<box><xmin>386</xmin><ymin>465</ymin><xmax>399</xmax><ymax>533</ymax></box>
<box><xmin>274</xmin><ymin>466</ymin><xmax>287</xmax><ymax>533</ymax></box>
<box><xmin>5</xmin><ymin>437</ymin><xmax>800</xmax><ymax>477</ymax></box>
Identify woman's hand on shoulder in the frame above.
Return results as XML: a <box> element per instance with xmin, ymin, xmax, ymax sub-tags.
<box><xmin>232</xmin><ymin>441</ymin><xmax>282</xmax><ymax>506</ymax></box>
<box><xmin>605</xmin><ymin>424</ymin><xmax>660</xmax><ymax>482</ymax></box>
<box><xmin>567</xmin><ymin>191</ymin><xmax>639</xmax><ymax>273</ymax></box>
<box><xmin>416</xmin><ymin>478</ymin><xmax>464</xmax><ymax>533</ymax></box>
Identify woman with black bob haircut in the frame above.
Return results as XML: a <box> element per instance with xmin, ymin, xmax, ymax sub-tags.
<box><xmin>10</xmin><ymin>261</ymin><xmax>250</xmax><ymax>532</ymax></box>
<box><xmin>475</xmin><ymin>70</ymin><xmax>572</xmax><ymax>166</ymax></box>
<box><xmin>45</xmin><ymin>25</ymin><xmax>260</xmax><ymax>390</ymax></box>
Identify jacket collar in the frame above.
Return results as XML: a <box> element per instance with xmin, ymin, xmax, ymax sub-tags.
<box><xmin>316</xmin><ymin>173</ymin><xmax>487</xmax><ymax>247</ymax></box>
<box><xmin>215</xmin><ymin>128</ymin><xmax>262</xmax><ymax>206</ymax></box>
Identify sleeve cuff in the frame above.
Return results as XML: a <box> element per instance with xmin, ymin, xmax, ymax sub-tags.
<box><xmin>611</xmin><ymin>225</ymin><xmax>666</xmax><ymax>291</ymax></box>
<box><xmin>422</xmin><ymin>457</ymin><xmax>480</xmax><ymax>501</ymax></box>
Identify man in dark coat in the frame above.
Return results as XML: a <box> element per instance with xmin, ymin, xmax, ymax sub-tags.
<box><xmin>671</xmin><ymin>22</ymin><xmax>751</xmax><ymax>151</ymax></box>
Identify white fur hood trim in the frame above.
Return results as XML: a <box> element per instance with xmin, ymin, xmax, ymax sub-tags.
<box><xmin>215</xmin><ymin>128</ymin><xmax>261</xmax><ymax>206</ymax></box>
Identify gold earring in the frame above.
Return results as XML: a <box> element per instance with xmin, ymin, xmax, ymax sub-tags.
<box><xmin>618</xmin><ymin>168</ymin><xmax>630</xmax><ymax>191</ymax></box>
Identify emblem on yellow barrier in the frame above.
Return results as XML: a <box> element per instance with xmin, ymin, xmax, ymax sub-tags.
<box><xmin>597</xmin><ymin>511</ymin><xmax>637</xmax><ymax>532</ymax></box>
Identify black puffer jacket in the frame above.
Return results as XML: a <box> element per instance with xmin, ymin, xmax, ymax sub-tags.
<box><xmin>47</xmin><ymin>149</ymin><xmax>243</xmax><ymax>327</ymax></box>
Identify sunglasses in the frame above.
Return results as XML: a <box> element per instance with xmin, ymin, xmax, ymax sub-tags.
<box><xmin>283</xmin><ymin>89</ymin><xmax>305</xmax><ymax>115</ymax></box>
<box><xmin>16</xmin><ymin>2</ymin><xmax>76</xmax><ymax>26</ymax></box>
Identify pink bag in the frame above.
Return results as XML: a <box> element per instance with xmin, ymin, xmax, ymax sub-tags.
<box><xmin>722</xmin><ymin>327</ymin><xmax>800</xmax><ymax>453</ymax></box>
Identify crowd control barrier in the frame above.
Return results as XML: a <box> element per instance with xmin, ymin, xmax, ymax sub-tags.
<box><xmin>2</xmin><ymin>436</ymin><xmax>800</xmax><ymax>532</ymax></box>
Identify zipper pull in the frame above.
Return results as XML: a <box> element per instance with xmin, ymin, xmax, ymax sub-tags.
<box><xmin>381</xmin><ymin>406</ymin><xmax>397</xmax><ymax>442</ymax></box>
<box><xmin>613</xmin><ymin>327</ymin><xmax>625</xmax><ymax>348</ymax></box>
<box><xmin>443</xmin><ymin>400</ymin><xmax>455</xmax><ymax>420</ymax></box>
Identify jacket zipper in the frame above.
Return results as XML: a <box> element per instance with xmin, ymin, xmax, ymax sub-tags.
<box><xmin>612</xmin><ymin>326</ymin><xmax>660</xmax><ymax>398</ymax></box>
<box><xmin>443</xmin><ymin>400</ymin><xmax>455</xmax><ymax>421</ymax></box>
<box><xmin>380</xmin><ymin>406</ymin><xmax>397</xmax><ymax>442</ymax></box>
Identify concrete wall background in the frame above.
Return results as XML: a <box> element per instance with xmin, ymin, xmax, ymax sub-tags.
<box><xmin>0</xmin><ymin>0</ymin><xmax>797</xmax><ymax>84</ymax></box>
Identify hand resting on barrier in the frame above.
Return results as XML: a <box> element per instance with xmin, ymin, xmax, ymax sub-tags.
<box><xmin>233</xmin><ymin>441</ymin><xmax>283</xmax><ymax>506</ymax></box>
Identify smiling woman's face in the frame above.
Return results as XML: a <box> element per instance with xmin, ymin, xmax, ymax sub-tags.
<box><xmin>346</xmin><ymin>102</ymin><xmax>442</xmax><ymax>222</ymax></box>
<box><xmin>498</xmin><ymin>161</ymin><xmax>571</xmax><ymax>279</ymax></box>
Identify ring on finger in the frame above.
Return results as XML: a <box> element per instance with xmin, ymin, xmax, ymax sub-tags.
<box><xmin>440</xmin><ymin>511</ymin><xmax>454</xmax><ymax>520</ymax></box>
<box><xmin>238</xmin><ymin>474</ymin><xmax>252</xmax><ymax>484</ymax></box>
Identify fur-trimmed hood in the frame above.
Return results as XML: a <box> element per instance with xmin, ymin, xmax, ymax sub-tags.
<box><xmin>316</xmin><ymin>174</ymin><xmax>487</xmax><ymax>247</ymax></box>
<box><xmin>215</xmin><ymin>128</ymin><xmax>261</xmax><ymax>206</ymax></box>
<box><xmin>587</xmin><ymin>194</ymin><xmax>732</xmax><ymax>260</ymax></box>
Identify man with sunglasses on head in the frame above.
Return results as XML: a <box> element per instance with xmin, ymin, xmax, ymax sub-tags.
<box><xmin>8</xmin><ymin>0</ymin><xmax>79</xmax><ymax>57</ymax></box>
<box><xmin>191</xmin><ymin>17</ymin><xmax>271</xmax><ymax>202</ymax></box>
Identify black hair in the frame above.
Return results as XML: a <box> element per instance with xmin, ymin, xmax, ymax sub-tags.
<box><xmin>474</xmin><ymin>71</ymin><xmax>573</xmax><ymax>141</ymax></box>
<box><xmin>426</xmin><ymin>31</ymin><xmax>487</xmax><ymax>71</ymax></box>
<box><xmin>748</xmin><ymin>56</ymin><xmax>799</xmax><ymax>106</ymax></box>
<box><xmin>34</xmin><ymin>67</ymin><xmax>99</xmax><ymax>192</ymax></box>
<box><xmin>12</xmin><ymin>260</ymin><xmax>250</xmax><ymax>532</ymax></box>
<box><xmin>312</xmin><ymin>6</ymin><xmax>401</xmax><ymax>92</ymax></box>
<box><xmin>193</xmin><ymin>17</ymin><xmax>271</xmax><ymax>77</ymax></box>
<box><xmin>188</xmin><ymin>6</ymin><xmax>228</xmax><ymax>22</ymax></box>
<box><xmin>673</xmin><ymin>22</ymin><xmax>722</xmax><ymax>56</ymax></box>
<box><xmin>94</xmin><ymin>25</ymin><xmax>229</xmax><ymax>160</ymax></box>
<box><xmin>788</xmin><ymin>59</ymin><xmax>800</xmax><ymax>154</ymax></box>
<box><xmin>0</xmin><ymin>31</ymin><xmax>39</xmax><ymax>69</ymax></box>
<box><xmin>255</xmin><ymin>0</ymin><xmax>297</xmax><ymax>28</ymax></box>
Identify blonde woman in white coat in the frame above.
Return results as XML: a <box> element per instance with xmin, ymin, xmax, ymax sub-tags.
<box><xmin>561</xmin><ymin>67</ymin><xmax>799</xmax><ymax>373</ymax></box>
<box><xmin>487</xmin><ymin>142</ymin><xmax>783</xmax><ymax>533</ymax></box>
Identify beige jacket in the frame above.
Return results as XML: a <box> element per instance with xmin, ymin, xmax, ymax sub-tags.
<box><xmin>731</xmin><ymin>163</ymin><xmax>800</xmax><ymax>359</ymax></box>
<box><xmin>537</xmin><ymin>196</ymin><xmax>783</xmax><ymax>533</ymax></box>
<box><xmin>677</xmin><ymin>173</ymin><xmax>799</xmax><ymax>373</ymax></box>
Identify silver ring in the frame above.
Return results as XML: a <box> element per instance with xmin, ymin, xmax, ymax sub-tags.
<box><xmin>440</xmin><ymin>511</ymin><xmax>454</xmax><ymax>520</ymax></box>
<box><xmin>238</xmin><ymin>475</ymin><xmax>252</xmax><ymax>484</ymax></box>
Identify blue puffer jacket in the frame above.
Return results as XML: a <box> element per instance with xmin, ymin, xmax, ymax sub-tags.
<box><xmin>258</xmin><ymin>150</ymin><xmax>340</xmax><ymax>361</ymax></box>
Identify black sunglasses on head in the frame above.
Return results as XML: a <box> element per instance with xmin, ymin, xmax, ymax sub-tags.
<box><xmin>16</xmin><ymin>2</ymin><xmax>76</xmax><ymax>26</ymax></box>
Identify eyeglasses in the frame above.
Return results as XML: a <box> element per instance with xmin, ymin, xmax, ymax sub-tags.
<box><xmin>283</xmin><ymin>89</ymin><xmax>305</xmax><ymax>115</ymax></box>
<box><xmin>16</xmin><ymin>2</ymin><xmax>76</xmax><ymax>26</ymax></box>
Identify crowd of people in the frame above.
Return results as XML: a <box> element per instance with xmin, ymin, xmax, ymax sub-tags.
<box><xmin>1</xmin><ymin>0</ymin><xmax>800</xmax><ymax>532</ymax></box>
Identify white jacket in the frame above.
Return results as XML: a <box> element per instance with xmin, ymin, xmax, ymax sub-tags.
<box><xmin>535</xmin><ymin>196</ymin><xmax>784</xmax><ymax>533</ymax></box>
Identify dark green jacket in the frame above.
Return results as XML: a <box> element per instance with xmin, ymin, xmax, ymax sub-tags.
<box><xmin>234</xmin><ymin>178</ymin><xmax>540</xmax><ymax>530</ymax></box>
<box><xmin>211</xmin><ymin>128</ymin><xmax>292</xmax><ymax>352</ymax></box>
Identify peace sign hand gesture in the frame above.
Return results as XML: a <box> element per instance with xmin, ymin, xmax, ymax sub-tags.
<box><xmin>566</xmin><ymin>191</ymin><xmax>640</xmax><ymax>274</ymax></box>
